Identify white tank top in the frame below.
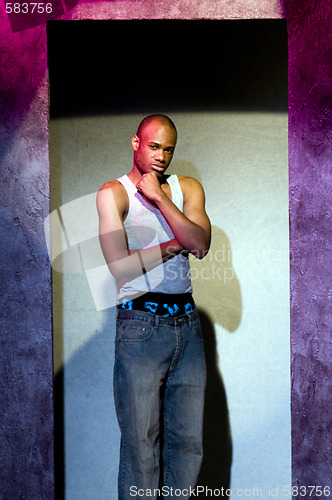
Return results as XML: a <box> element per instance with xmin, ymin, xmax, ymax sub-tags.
<box><xmin>116</xmin><ymin>174</ymin><xmax>192</xmax><ymax>300</ymax></box>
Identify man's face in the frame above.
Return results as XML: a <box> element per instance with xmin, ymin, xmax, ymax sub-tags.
<box><xmin>132</xmin><ymin>121</ymin><xmax>177</xmax><ymax>178</ymax></box>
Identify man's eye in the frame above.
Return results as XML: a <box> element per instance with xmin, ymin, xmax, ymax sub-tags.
<box><xmin>150</xmin><ymin>145</ymin><xmax>157</xmax><ymax>150</ymax></box>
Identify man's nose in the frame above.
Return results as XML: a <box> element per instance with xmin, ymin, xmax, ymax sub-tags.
<box><xmin>155</xmin><ymin>149</ymin><xmax>165</xmax><ymax>162</ymax></box>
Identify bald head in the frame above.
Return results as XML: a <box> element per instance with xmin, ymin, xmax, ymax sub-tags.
<box><xmin>136</xmin><ymin>114</ymin><xmax>177</xmax><ymax>141</ymax></box>
<box><xmin>131</xmin><ymin>114</ymin><xmax>177</xmax><ymax>179</ymax></box>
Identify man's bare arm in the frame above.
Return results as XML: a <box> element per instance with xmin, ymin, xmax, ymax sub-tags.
<box><xmin>136</xmin><ymin>174</ymin><xmax>211</xmax><ymax>259</ymax></box>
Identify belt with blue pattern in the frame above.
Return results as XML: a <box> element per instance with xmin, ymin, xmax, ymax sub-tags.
<box><xmin>116</xmin><ymin>292</ymin><xmax>196</xmax><ymax>317</ymax></box>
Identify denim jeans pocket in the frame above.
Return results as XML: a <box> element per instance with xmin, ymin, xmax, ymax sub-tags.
<box><xmin>116</xmin><ymin>318</ymin><xmax>154</xmax><ymax>342</ymax></box>
<box><xmin>192</xmin><ymin>318</ymin><xmax>204</xmax><ymax>342</ymax></box>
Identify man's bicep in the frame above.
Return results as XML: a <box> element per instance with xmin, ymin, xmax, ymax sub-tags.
<box><xmin>97</xmin><ymin>185</ymin><xmax>129</xmax><ymax>264</ymax></box>
<box><xmin>97</xmin><ymin>185</ymin><xmax>124</xmax><ymax>234</ymax></box>
<box><xmin>183</xmin><ymin>179</ymin><xmax>211</xmax><ymax>232</ymax></box>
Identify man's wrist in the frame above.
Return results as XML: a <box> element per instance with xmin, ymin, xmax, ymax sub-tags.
<box><xmin>153</xmin><ymin>189</ymin><xmax>168</xmax><ymax>205</ymax></box>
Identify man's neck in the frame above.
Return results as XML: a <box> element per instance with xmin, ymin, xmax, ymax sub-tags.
<box><xmin>127</xmin><ymin>167</ymin><xmax>141</xmax><ymax>186</ymax></box>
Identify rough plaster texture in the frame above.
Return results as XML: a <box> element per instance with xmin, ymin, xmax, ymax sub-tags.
<box><xmin>0</xmin><ymin>0</ymin><xmax>331</xmax><ymax>498</ymax></box>
<box><xmin>63</xmin><ymin>0</ymin><xmax>284</xmax><ymax>20</ymax></box>
<box><xmin>285</xmin><ymin>0</ymin><xmax>332</xmax><ymax>486</ymax></box>
<box><xmin>0</xmin><ymin>12</ymin><xmax>54</xmax><ymax>499</ymax></box>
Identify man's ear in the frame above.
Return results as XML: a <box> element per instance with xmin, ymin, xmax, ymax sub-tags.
<box><xmin>132</xmin><ymin>135</ymin><xmax>140</xmax><ymax>151</ymax></box>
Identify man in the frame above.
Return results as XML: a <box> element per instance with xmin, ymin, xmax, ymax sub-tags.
<box><xmin>97</xmin><ymin>114</ymin><xmax>211</xmax><ymax>499</ymax></box>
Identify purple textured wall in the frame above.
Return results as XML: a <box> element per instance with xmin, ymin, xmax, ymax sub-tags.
<box><xmin>0</xmin><ymin>0</ymin><xmax>331</xmax><ymax>497</ymax></box>
<box><xmin>0</xmin><ymin>15</ymin><xmax>54</xmax><ymax>499</ymax></box>
<box><xmin>285</xmin><ymin>0</ymin><xmax>332</xmax><ymax>487</ymax></box>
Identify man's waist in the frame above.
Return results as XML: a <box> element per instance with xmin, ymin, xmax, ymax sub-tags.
<box><xmin>116</xmin><ymin>292</ymin><xmax>196</xmax><ymax>317</ymax></box>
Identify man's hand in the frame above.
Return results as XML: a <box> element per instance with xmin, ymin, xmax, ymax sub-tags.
<box><xmin>136</xmin><ymin>172</ymin><xmax>165</xmax><ymax>203</ymax></box>
<box><xmin>136</xmin><ymin>173</ymin><xmax>211</xmax><ymax>260</ymax></box>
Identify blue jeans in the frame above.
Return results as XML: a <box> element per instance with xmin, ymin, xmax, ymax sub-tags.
<box><xmin>114</xmin><ymin>308</ymin><xmax>206</xmax><ymax>500</ymax></box>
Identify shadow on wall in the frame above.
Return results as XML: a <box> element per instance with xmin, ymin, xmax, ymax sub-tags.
<box><xmin>54</xmin><ymin>307</ymin><xmax>119</xmax><ymax>500</ymax></box>
<box><xmin>193</xmin><ymin>226</ymin><xmax>241</xmax><ymax>494</ymax></box>
<box><xmin>191</xmin><ymin>225</ymin><xmax>242</xmax><ymax>333</ymax></box>
<box><xmin>168</xmin><ymin>160</ymin><xmax>242</xmax><ymax>331</ymax></box>
<box><xmin>197</xmin><ymin>309</ymin><xmax>233</xmax><ymax>495</ymax></box>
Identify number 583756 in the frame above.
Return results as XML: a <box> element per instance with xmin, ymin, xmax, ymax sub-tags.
<box><xmin>5</xmin><ymin>3</ymin><xmax>53</xmax><ymax>14</ymax></box>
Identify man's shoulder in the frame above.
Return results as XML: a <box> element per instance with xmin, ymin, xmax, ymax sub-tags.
<box><xmin>97</xmin><ymin>179</ymin><xmax>129</xmax><ymax>214</ymax></box>
<box><xmin>176</xmin><ymin>176</ymin><xmax>205</xmax><ymax>207</ymax></box>
<box><xmin>177</xmin><ymin>175</ymin><xmax>203</xmax><ymax>191</ymax></box>
<box><xmin>98</xmin><ymin>179</ymin><xmax>128</xmax><ymax>200</ymax></box>
<box><xmin>99</xmin><ymin>179</ymin><xmax>124</xmax><ymax>192</ymax></box>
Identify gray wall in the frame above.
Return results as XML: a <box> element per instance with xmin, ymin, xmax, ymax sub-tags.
<box><xmin>50</xmin><ymin>111</ymin><xmax>289</xmax><ymax>498</ymax></box>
